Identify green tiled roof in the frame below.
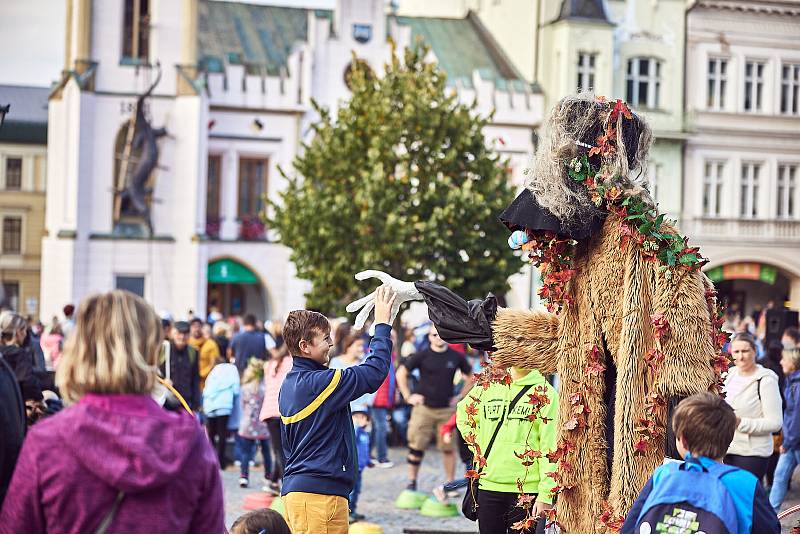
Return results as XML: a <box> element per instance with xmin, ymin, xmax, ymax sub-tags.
<box><xmin>198</xmin><ymin>0</ymin><xmax>310</xmax><ymax>75</ymax></box>
<box><xmin>394</xmin><ymin>14</ymin><xmax>527</xmax><ymax>91</ymax></box>
<box><xmin>197</xmin><ymin>2</ymin><xmax>528</xmax><ymax>91</ymax></box>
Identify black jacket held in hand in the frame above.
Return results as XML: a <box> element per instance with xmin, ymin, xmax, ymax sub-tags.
<box><xmin>414</xmin><ymin>281</ymin><xmax>497</xmax><ymax>351</ymax></box>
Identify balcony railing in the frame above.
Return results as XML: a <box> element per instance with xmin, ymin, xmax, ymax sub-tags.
<box><xmin>681</xmin><ymin>217</ymin><xmax>800</xmax><ymax>242</ymax></box>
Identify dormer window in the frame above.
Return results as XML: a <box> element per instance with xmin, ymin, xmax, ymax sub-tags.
<box><xmin>122</xmin><ymin>0</ymin><xmax>150</xmax><ymax>63</ymax></box>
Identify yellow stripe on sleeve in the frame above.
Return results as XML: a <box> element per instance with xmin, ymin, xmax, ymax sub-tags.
<box><xmin>281</xmin><ymin>369</ymin><xmax>342</xmax><ymax>424</ymax></box>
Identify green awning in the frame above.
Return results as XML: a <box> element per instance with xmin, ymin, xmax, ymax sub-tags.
<box><xmin>706</xmin><ymin>263</ymin><xmax>777</xmax><ymax>285</ymax></box>
<box><xmin>208</xmin><ymin>259</ymin><xmax>258</xmax><ymax>284</ymax></box>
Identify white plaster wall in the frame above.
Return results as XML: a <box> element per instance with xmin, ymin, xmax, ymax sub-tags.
<box><xmin>91</xmin><ymin>1</ymin><xmax>181</xmax><ymax>96</ymax></box>
<box><xmin>684</xmin><ymin>144</ymin><xmax>800</xmax><ymax>221</ymax></box>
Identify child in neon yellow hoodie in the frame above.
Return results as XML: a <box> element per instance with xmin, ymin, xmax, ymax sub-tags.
<box><xmin>456</xmin><ymin>367</ymin><xmax>559</xmax><ymax>533</ymax></box>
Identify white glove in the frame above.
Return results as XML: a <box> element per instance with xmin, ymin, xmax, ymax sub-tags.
<box><xmin>346</xmin><ymin>270</ymin><xmax>423</xmax><ymax>329</ymax></box>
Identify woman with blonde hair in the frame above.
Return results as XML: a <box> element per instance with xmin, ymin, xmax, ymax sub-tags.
<box><xmin>0</xmin><ymin>290</ymin><xmax>225</xmax><ymax>533</ymax></box>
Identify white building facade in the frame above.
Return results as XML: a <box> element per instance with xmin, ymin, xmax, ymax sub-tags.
<box><xmin>682</xmin><ymin>0</ymin><xmax>800</xmax><ymax>311</ymax></box>
<box><xmin>39</xmin><ymin>0</ymin><xmax>544</xmax><ymax>321</ymax></box>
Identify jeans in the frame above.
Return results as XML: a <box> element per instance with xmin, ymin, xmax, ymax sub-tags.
<box><xmin>349</xmin><ymin>468</ymin><xmax>363</xmax><ymax>514</ymax></box>
<box><xmin>237</xmin><ymin>436</ymin><xmax>271</xmax><ymax>480</ymax></box>
<box><xmin>370</xmin><ymin>407</ymin><xmax>390</xmax><ymax>462</ymax></box>
<box><xmin>392</xmin><ymin>405</ymin><xmax>411</xmax><ymax>446</ymax></box>
<box><xmin>770</xmin><ymin>448</ymin><xmax>800</xmax><ymax>509</ymax></box>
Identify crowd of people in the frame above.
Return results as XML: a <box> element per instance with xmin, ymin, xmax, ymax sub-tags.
<box><xmin>1</xmin><ymin>287</ymin><xmax>799</xmax><ymax>534</ymax></box>
<box><xmin>0</xmin><ymin>291</ymin><xmax>483</xmax><ymax>532</ymax></box>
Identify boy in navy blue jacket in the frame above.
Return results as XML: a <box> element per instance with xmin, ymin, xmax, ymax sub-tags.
<box><xmin>622</xmin><ymin>393</ymin><xmax>779</xmax><ymax>534</ymax></box>
<box><xmin>279</xmin><ymin>286</ymin><xmax>396</xmax><ymax>534</ymax></box>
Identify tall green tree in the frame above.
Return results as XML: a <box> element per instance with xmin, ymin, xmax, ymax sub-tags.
<box><xmin>269</xmin><ymin>43</ymin><xmax>521</xmax><ymax>315</ymax></box>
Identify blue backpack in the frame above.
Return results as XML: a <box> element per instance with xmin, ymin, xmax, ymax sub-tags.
<box><xmin>634</xmin><ymin>457</ymin><xmax>738</xmax><ymax>534</ymax></box>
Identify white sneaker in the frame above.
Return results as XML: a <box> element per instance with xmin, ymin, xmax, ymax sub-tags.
<box><xmin>234</xmin><ymin>460</ymin><xmax>242</xmax><ymax>467</ymax></box>
<box><xmin>239</xmin><ymin>477</ymin><xmax>249</xmax><ymax>488</ymax></box>
<box><xmin>374</xmin><ymin>461</ymin><xmax>394</xmax><ymax>468</ymax></box>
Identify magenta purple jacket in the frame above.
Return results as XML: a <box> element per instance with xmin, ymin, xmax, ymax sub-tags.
<box><xmin>0</xmin><ymin>393</ymin><xmax>225</xmax><ymax>534</ymax></box>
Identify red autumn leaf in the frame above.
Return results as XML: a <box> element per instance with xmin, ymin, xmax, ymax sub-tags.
<box><xmin>511</xmin><ymin>517</ymin><xmax>538</xmax><ymax>531</ymax></box>
<box><xmin>604</xmin><ymin>186</ymin><xmax>623</xmax><ymax>202</ymax></box>
<box><xmin>633</xmin><ymin>438</ymin><xmax>649</xmax><ymax>456</ymax></box>
<box><xmin>650</xmin><ymin>313</ymin><xmax>670</xmax><ymax>339</ymax></box>
<box><xmin>465</xmin><ymin>403</ymin><xmax>478</xmax><ymax>417</ymax></box>
<box><xmin>465</xmin><ymin>469</ymin><xmax>484</xmax><ymax>480</ymax></box>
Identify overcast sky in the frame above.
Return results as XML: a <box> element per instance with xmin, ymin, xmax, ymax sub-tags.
<box><xmin>0</xmin><ymin>0</ymin><xmax>337</xmax><ymax>87</ymax></box>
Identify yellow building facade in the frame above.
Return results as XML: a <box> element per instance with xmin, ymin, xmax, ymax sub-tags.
<box><xmin>0</xmin><ymin>85</ymin><xmax>49</xmax><ymax>318</ymax></box>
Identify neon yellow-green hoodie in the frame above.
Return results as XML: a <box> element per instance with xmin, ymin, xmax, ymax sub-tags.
<box><xmin>456</xmin><ymin>369</ymin><xmax>559</xmax><ymax>503</ymax></box>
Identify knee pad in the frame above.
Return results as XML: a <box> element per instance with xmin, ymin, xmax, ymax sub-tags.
<box><xmin>407</xmin><ymin>448</ymin><xmax>424</xmax><ymax>465</ymax></box>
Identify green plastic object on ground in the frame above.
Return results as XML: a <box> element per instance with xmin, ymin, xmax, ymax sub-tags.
<box><xmin>418</xmin><ymin>497</ymin><xmax>460</xmax><ymax>517</ymax></box>
<box><xmin>394</xmin><ymin>490</ymin><xmax>429</xmax><ymax>509</ymax></box>
<box><xmin>270</xmin><ymin>496</ymin><xmax>286</xmax><ymax>517</ymax></box>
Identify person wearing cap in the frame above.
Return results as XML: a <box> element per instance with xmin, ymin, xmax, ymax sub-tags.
<box><xmin>159</xmin><ymin>321</ymin><xmax>201</xmax><ymax>412</ymax></box>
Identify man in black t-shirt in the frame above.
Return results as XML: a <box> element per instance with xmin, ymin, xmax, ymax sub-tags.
<box><xmin>396</xmin><ymin>325</ymin><xmax>473</xmax><ymax>491</ymax></box>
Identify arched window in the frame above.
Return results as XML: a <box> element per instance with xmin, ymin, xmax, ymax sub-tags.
<box><xmin>112</xmin><ymin>120</ymin><xmax>146</xmax><ymax>221</ymax></box>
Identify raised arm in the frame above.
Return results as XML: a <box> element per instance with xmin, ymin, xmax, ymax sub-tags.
<box><xmin>490</xmin><ymin>308</ymin><xmax>560</xmax><ymax>375</ymax></box>
<box><xmin>653</xmin><ymin>269</ymin><xmax>716</xmax><ymax>398</ymax></box>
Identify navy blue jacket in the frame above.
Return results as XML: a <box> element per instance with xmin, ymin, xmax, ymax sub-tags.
<box><xmin>621</xmin><ymin>457</ymin><xmax>779</xmax><ymax>534</ymax></box>
<box><xmin>279</xmin><ymin>323</ymin><xmax>392</xmax><ymax>498</ymax></box>
<box><xmin>783</xmin><ymin>370</ymin><xmax>800</xmax><ymax>450</ymax></box>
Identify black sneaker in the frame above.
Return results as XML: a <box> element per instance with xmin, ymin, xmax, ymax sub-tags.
<box><xmin>406</xmin><ymin>480</ymin><xmax>417</xmax><ymax>491</ymax></box>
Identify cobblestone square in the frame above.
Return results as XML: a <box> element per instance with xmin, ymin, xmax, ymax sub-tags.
<box><xmin>222</xmin><ymin>446</ymin><xmax>800</xmax><ymax>533</ymax></box>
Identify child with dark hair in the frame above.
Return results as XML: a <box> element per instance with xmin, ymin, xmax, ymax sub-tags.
<box><xmin>230</xmin><ymin>508</ymin><xmax>290</xmax><ymax>534</ymax></box>
<box><xmin>622</xmin><ymin>393</ymin><xmax>779</xmax><ymax>534</ymax></box>
<box><xmin>279</xmin><ymin>286</ymin><xmax>396</xmax><ymax>534</ymax></box>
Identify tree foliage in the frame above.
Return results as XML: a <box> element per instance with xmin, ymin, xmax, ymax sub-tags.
<box><xmin>269</xmin><ymin>43</ymin><xmax>521</xmax><ymax>316</ymax></box>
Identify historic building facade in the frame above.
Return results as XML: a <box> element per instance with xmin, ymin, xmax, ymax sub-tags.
<box><xmin>39</xmin><ymin>0</ymin><xmax>543</xmax><ymax>321</ymax></box>
<box><xmin>682</xmin><ymin>0</ymin><xmax>800</xmax><ymax>311</ymax></box>
<box><xmin>0</xmin><ymin>85</ymin><xmax>49</xmax><ymax>317</ymax></box>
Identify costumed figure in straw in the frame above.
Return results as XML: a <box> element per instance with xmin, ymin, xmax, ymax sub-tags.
<box><xmin>346</xmin><ymin>93</ymin><xmax>730</xmax><ymax>533</ymax></box>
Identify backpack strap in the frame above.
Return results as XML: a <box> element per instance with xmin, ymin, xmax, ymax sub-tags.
<box><xmin>756</xmin><ymin>376</ymin><xmax>763</xmax><ymax>401</ymax></box>
<box><xmin>94</xmin><ymin>491</ymin><xmax>125</xmax><ymax>534</ymax></box>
